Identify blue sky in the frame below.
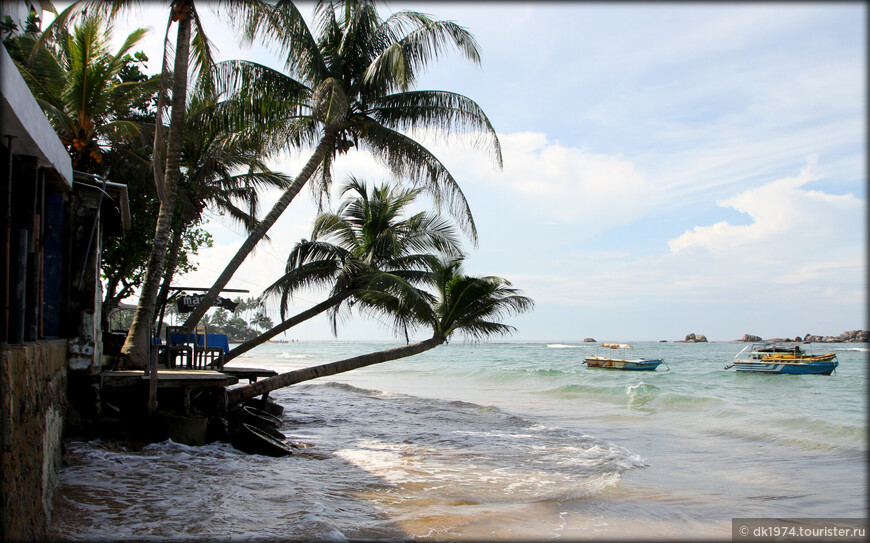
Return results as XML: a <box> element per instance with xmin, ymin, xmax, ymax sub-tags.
<box><xmin>56</xmin><ymin>2</ymin><xmax>866</xmax><ymax>342</ymax></box>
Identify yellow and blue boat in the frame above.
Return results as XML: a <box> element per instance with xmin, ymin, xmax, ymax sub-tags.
<box><xmin>725</xmin><ymin>343</ymin><xmax>838</xmax><ymax>375</ymax></box>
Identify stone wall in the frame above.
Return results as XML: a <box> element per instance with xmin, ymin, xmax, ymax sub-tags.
<box><xmin>0</xmin><ymin>340</ymin><xmax>67</xmax><ymax>542</ymax></box>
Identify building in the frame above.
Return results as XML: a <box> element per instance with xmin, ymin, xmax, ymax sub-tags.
<box><xmin>1</xmin><ymin>2</ymin><xmax>130</xmax><ymax>539</ymax></box>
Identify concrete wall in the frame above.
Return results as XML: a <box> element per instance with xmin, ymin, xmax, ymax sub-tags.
<box><xmin>0</xmin><ymin>340</ymin><xmax>67</xmax><ymax>542</ymax></box>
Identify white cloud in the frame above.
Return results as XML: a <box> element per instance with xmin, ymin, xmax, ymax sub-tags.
<box><xmin>414</xmin><ymin>130</ymin><xmax>658</xmax><ymax>237</ymax></box>
<box><xmin>668</xmin><ymin>155</ymin><xmax>862</xmax><ymax>258</ymax></box>
<box><xmin>74</xmin><ymin>2</ymin><xmax>864</xmax><ymax>340</ymax></box>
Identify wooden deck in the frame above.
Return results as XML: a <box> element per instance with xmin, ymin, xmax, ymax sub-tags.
<box><xmin>101</xmin><ymin>369</ymin><xmax>239</xmax><ymax>388</ymax></box>
<box><xmin>101</xmin><ymin>369</ymin><xmax>239</xmax><ymax>414</ymax></box>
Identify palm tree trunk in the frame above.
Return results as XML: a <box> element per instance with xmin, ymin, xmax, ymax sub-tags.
<box><xmin>120</xmin><ymin>12</ymin><xmax>191</xmax><ymax>368</ymax></box>
<box><xmin>153</xmin><ymin>226</ymin><xmax>184</xmax><ymax>332</ymax></box>
<box><xmin>225</xmin><ymin>291</ymin><xmax>351</xmax><ymax>363</ymax></box>
<box><xmin>226</xmin><ymin>334</ymin><xmax>446</xmax><ymax>406</ymax></box>
<box><xmin>180</xmin><ymin>128</ymin><xmax>339</xmax><ymax>332</ymax></box>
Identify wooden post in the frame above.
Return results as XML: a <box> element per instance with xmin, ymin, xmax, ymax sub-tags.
<box><xmin>2</xmin><ymin>136</ymin><xmax>13</xmax><ymax>343</ymax></box>
<box><xmin>147</xmin><ymin>342</ymin><xmax>158</xmax><ymax>414</ymax></box>
<box><xmin>12</xmin><ymin>229</ymin><xmax>27</xmax><ymax>343</ymax></box>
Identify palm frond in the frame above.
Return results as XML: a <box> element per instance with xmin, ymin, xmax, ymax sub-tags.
<box><xmin>359</xmin><ymin>121</ymin><xmax>478</xmax><ymax>245</ymax></box>
<box><xmin>370</xmin><ymin>90</ymin><xmax>502</xmax><ymax>168</ymax></box>
<box><xmin>365</xmin><ymin>13</ymin><xmax>480</xmax><ymax>93</ymax></box>
<box><xmin>189</xmin><ymin>4</ymin><xmax>218</xmax><ymax>98</ymax></box>
<box><xmin>239</xmin><ymin>0</ymin><xmax>327</xmax><ymax>82</ymax></box>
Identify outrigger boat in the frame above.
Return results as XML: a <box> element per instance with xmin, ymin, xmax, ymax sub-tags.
<box><xmin>584</xmin><ymin>343</ymin><xmax>668</xmax><ymax>371</ymax></box>
<box><xmin>725</xmin><ymin>343</ymin><xmax>838</xmax><ymax>375</ymax></box>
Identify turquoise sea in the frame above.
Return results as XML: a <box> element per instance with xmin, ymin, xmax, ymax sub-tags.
<box><xmin>48</xmin><ymin>341</ymin><xmax>867</xmax><ymax>540</ymax></box>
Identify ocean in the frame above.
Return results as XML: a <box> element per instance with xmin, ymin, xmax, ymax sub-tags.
<box><xmin>48</xmin><ymin>341</ymin><xmax>867</xmax><ymax>541</ymax></box>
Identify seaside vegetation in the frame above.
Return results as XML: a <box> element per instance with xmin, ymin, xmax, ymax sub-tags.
<box><xmin>4</xmin><ymin>9</ymin><xmax>287</xmax><ymax>339</ymax></box>
<box><xmin>5</xmin><ymin>1</ymin><xmax>530</xmax><ymax>383</ymax></box>
<box><xmin>178</xmin><ymin>0</ymin><xmax>503</xmax><ymax>337</ymax></box>
<box><xmin>226</xmin><ymin>176</ymin><xmax>464</xmax><ymax>361</ymax></box>
<box><xmin>228</xmin><ymin>256</ymin><xmax>534</xmax><ymax>405</ymax></box>
<box><xmin>3</xmin><ymin>11</ymin><xmax>193</xmax><ymax>330</ymax></box>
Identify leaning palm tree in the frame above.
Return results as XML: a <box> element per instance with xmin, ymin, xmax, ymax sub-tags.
<box><xmin>224</xmin><ymin>177</ymin><xmax>462</xmax><ymax>362</ymax></box>
<box><xmin>116</xmin><ymin>0</ymin><xmax>215</xmax><ymax>366</ymax></box>
<box><xmin>153</xmin><ymin>90</ymin><xmax>294</xmax><ymax>330</ymax></box>
<box><xmin>40</xmin><ymin>0</ymin><xmax>276</xmax><ymax>366</ymax></box>
<box><xmin>181</xmin><ymin>0</ymin><xmax>502</xmax><ymax>332</ymax></box>
<box><xmin>226</xmin><ymin>257</ymin><xmax>533</xmax><ymax>406</ymax></box>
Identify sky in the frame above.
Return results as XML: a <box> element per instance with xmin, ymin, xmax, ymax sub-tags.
<box><xmin>50</xmin><ymin>1</ymin><xmax>866</xmax><ymax>342</ymax></box>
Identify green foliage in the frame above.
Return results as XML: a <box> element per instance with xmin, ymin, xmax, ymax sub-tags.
<box><xmin>428</xmin><ymin>258</ymin><xmax>535</xmax><ymax>341</ymax></box>
<box><xmin>176</xmin><ymin>225</ymin><xmax>214</xmax><ymax>276</ymax></box>
<box><xmin>5</xmin><ymin>12</ymin><xmax>292</xmax><ymax>329</ymax></box>
<box><xmin>1</xmin><ymin>15</ymin><xmax>19</xmax><ymax>37</ymax></box>
<box><xmin>24</xmin><ymin>11</ymin><xmax>41</xmax><ymax>34</ymax></box>
<box><xmin>6</xmin><ymin>16</ymin><xmax>163</xmax><ymax>325</ymax></box>
<box><xmin>251</xmin><ymin>312</ymin><xmax>274</xmax><ymax>331</ymax></box>
<box><xmin>261</xmin><ymin>176</ymin><xmax>463</xmax><ymax>339</ymax></box>
<box><xmin>7</xmin><ymin>13</ymin><xmax>160</xmax><ymax>172</ymax></box>
<box><xmin>221</xmin><ymin>0</ymin><xmax>502</xmax><ymax>243</ymax></box>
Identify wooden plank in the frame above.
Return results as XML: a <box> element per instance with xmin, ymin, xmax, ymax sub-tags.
<box><xmin>166</xmin><ymin>287</ymin><xmax>249</xmax><ymax>292</ymax></box>
<box><xmin>102</xmin><ymin>369</ymin><xmax>238</xmax><ymax>389</ymax></box>
<box><xmin>220</xmin><ymin>367</ymin><xmax>278</xmax><ymax>384</ymax></box>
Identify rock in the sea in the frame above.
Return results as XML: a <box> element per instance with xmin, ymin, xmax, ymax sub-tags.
<box><xmin>583</xmin><ymin>338</ymin><xmax>596</xmax><ymax>343</ymax></box>
<box><xmin>741</xmin><ymin>334</ymin><xmax>762</xmax><ymax>342</ymax></box>
<box><xmin>676</xmin><ymin>333</ymin><xmax>708</xmax><ymax>343</ymax></box>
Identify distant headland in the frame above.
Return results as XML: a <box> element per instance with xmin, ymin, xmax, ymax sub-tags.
<box><xmin>666</xmin><ymin>331</ymin><xmax>869</xmax><ymax>343</ymax></box>
<box><xmin>579</xmin><ymin>330</ymin><xmax>868</xmax><ymax>343</ymax></box>
<box><xmin>734</xmin><ymin>330</ymin><xmax>869</xmax><ymax>343</ymax></box>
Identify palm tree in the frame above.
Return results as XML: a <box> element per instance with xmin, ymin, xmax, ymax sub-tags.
<box><xmin>152</xmin><ymin>90</ymin><xmax>293</xmax><ymax>330</ymax></box>
<box><xmin>224</xmin><ymin>176</ymin><xmax>462</xmax><ymax>362</ymax></box>
<box><xmin>6</xmin><ymin>12</ymin><xmax>163</xmax><ymax>332</ymax></box>
<box><xmin>181</xmin><ymin>0</ymin><xmax>502</xmax><ymax>332</ymax></box>
<box><xmin>117</xmin><ymin>0</ymin><xmax>203</xmax><ymax>367</ymax></box>
<box><xmin>37</xmin><ymin>0</ymin><xmax>276</xmax><ymax>367</ymax></box>
<box><xmin>9</xmin><ymin>12</ymin><xmax>159</xmax><ymax>172</ymax></box>
<box><xmin>226</xmin><ymin>257</ymin><xmax>533</xmax><ymax>406</ymax></box>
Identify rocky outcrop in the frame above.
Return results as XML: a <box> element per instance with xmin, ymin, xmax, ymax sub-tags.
<box><xmin>583</xmin><ymin>338</ymin><xmax>596</xmax><ymax>343</ymax></box>
<box><xmin>804</xmin><ymin>330</ymin><xmax>869</xmax><ymax>343</ymax></box>
<box><xmin>735</xmin><ymin>330</ymin><xmax>869</xmax><ymax>343</ymax></box>
<box><xmin>676</xmin><ymin>333</ymin><xmax>707</xmax><ymax>343</ymax></box>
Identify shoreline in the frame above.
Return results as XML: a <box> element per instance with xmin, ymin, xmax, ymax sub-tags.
<box><xmin>47</xmin><ymin>342</ymin><xmax>867</xmax><ymax>541</ymax></box>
